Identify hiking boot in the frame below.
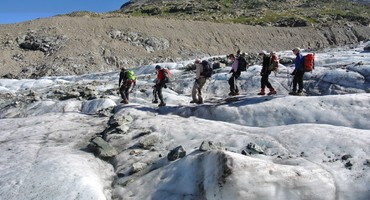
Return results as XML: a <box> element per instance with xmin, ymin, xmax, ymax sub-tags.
<box><xmin>190</xmin><ymin>100</ymin><xmax>197</xmax><ymax>103</ymax></box>
<box><xmin>289</xmin><ymin>91</ymin><xmax>297</xmax><ymax>95</ymax></box>
<box><xmin>267</xmin><ymin>87</ymin><xmax>276</xmax><ymax>95</ymax></box>
<box><xmin>234</xmin><ymin>92</ymin><xmax>240</xmax><ymax>96</ymax></box>
<box><xmin>152</xmin><ymin>99</ymin><xmax>158</xmax><ymax>103</ymax></box>
<box><xmin>158</xmin><ymin>102</ymin><xmax>166</xmax><ymax>107</ymax></box>
<box><xmin>196</xmin><ymin>100</ymin><xmax>203</xmax><ymax>104</ymax></box>
<box><xmin>121</xmin><ymin>99</ymin><xmax>129</xmax><ymax>104</ymax></box>
<box><xmin>268</xmin><ymin>90</ymin><xmax>277</xmax><ymax>95</ymax></box>
<box><xmin>258</xmin><ymin>88</ymin><xmax>265</xmax><ymax>95</ymax></box>
<box><xmin>228</xmin><ymin>92</ymin><xmax>235</xmax><ymax>96</ymax></box>
<box><xmin>296</xmin><ymin>90</ymin><xmax>304</xmax><ymax>96</ymax></box>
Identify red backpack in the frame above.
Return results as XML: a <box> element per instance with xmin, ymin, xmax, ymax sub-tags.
<box><xmin>303</xmin><ymin>53</ymin><xmax>315</xmax><ymax>72</ymax></box>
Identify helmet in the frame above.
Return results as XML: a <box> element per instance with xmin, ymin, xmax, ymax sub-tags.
<box><xmin>292</xmin><ymin>47</ymin><xmax>300</xmax><ymax>52</ymax></box>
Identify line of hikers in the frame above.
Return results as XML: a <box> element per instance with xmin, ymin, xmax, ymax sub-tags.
<box><xmin>118</xmin><ymin>47</ymin><xmax>313</xmax><ymax>106</ymax></box>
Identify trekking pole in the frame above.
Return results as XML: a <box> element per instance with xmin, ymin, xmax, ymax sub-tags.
<box><xmin>287</xmin><ymin>66</ymin><xmax>294</xmax><ymax>91</ymax></box>
<box><xmin>152</xmin><ymin>85</ymin><xmax>156</xmax><ymax>102</ymax></box>
<box><xmin>233</xmin><ymin>75</ymin><xmax>237</xmax><ymax>93</ymax></box>
<box><xmin>287</xmin><ymin>67</ymin><xmax>290</xmax><ymax>89</ymax></box>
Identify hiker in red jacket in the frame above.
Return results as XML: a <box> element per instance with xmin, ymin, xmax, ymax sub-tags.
<box><xmin>153</xmin><ymin>65</ymin><xmax>167</xmax><ymax>107</ymax></box>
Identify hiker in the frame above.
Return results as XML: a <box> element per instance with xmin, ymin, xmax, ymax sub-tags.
<box><xmin>236</xmin><ymin>49</ymin><xmax>241</xmax><ymax>58</ymax></box>
<box><xmin>227</xmin><ymin>54</ymin><xmax>240</xmax><ymax>96</ymax></box>
<box><xmin>258</xmin><ymin>51</ymin><xmax>277</xmax><ymax>95</ymax></box>
<box><xmin>118</xmin><ymin>67</ymin><xmax>136</xmax><ymax>104</ymax></box>
<box><xmin>290</xmin><ymin>47</ymin><xmax>305</xmax><ymax>95</ymax></box>
<box><xmin>153</xmin><ymin>65</ymin><xmax>167</xmax><ymax>107</ymax></box>
<box><xmin>190</xmin><ymin>59</ymin><xmax>207</xmax><ymax>104</ymax></box>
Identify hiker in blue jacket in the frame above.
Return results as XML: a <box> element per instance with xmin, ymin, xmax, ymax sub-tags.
<box><xmin>290</xmin><ymin>47</ymin><xmax>305</xmax><ymax>95</ymax></box>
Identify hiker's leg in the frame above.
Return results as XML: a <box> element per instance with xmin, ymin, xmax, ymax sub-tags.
<box><xmin>125</xmin><ymin>88</ymin><xmax>130</xmax><ymax>101</ymax></box>
<box><xmin>297</xmin><ymin>71</ymin><xmax>305</xmax><ymax>92</ymax></box>
<box><xmin>228</xmin><ymin>77</ymin><xmax>234</xmax><ymax>93</ymax></box>
<box><xmin>124</xmin><ymin>83</ymin><xmax>131</xmax><ymax>101</ymax></box>
<box><xmin>234</xmin><ymin>76</ymin><xmax>239</xmax><ymax>94</ymax></box>
<box><xmin>120</xmin><ymin>85</ymin><xmax>127</xmax><ymax>100</ymax></box>
<box><xmin>153</xmin><ymin>87</ymin><xmax>158</xmax><ymax>101</ymax></box>
<box><xmin>197</xmin><ymin>78</ymin><xmax>206</xmax><ymax>103</ymax></box>
<box><xmin>157</xmin><ymin>85</ymin><xmax>164</xmax><ymax>103</ymax></box>
<box><xmin>265</xmin><ymin>74</ymin><xmax>272</xmax><ymax>89</ymax></box>
<box><xmin>292</xmin><ymin>74</ymin><xmax>298</xmax><ymax>92</ymax></box>
<box><xmin>261</xmin><ymin>74</ymin><xmax>267</xmax><ymax>88</ymax></box>
<box><xmin>191</xmin><ymin>81</ymin><xmax>198</xmax><ymax>102</ymax></box>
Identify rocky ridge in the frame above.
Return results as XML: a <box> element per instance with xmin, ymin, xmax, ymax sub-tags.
<box><xmin>119</xmin><ymin>0</ymin><xmax>370</xmax><ymax>27</ymax></box>
<box><xmin>0</xmin><ymin>15</ymin><xmax>369</xmax><ymax>79</ymax></box>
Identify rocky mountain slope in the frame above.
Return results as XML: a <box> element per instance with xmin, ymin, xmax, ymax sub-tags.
<box><xmin>119</xmin><ymin>0</ymin><xmax>370</xmax><ymax>27</ymax></box>
<box><xmin>0</xmin><ymin>8</ymin><xmax>369</xmax><ymax>78</ymax></box>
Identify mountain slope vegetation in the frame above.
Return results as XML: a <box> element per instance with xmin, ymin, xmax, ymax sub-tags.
<box><xmin>118</xmin><ymin>0</ymin><xmax>370</xmax><ymax>27</ymax></box>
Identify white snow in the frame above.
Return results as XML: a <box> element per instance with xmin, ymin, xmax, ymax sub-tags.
<box><xmin>0</xmin><ymin>42</ymin><xmax>369</xmax><ymax>200</ymax></box>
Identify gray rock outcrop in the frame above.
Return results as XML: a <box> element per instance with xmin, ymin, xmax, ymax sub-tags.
<box><xmin>88</xmin><ymin>136</ymin><xmax>118</xmax><ymax>158</ymax></box>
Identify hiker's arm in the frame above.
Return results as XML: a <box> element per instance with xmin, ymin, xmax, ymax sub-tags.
<box><xmin>156</xmin><ymin>73</ymin><xmax>162</xmax><ymax>85</ymax></box>
<box><xmin>231</xmin><ymin>60</ymin><xmax>238</xmax><ymax>73</ymax></box>
<box><xmin>130</xmin><ymin>81</ymin><xmax>136</xmax><ymax>92</ymax></box>
<box><xmin>195</xmin><ymin>64</ymin><xmax>201</xmax><ymax>79</ymax></box>
<box><xmin>118</xmin><ymin>74</ymin><xmax>122</xmax><ymax>87</ymax></box>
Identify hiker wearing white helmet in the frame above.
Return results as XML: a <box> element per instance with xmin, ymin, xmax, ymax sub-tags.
<box><xmin>190</xmin><ymin>59</ymin><xmax>207</xmax><ymax>104</ymax></box>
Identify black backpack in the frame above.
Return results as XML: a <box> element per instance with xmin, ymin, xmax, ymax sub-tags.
<box><xmin>201</xmin><ymin>60</ymin><xmax>213</xmax><ymax>78</ymax></box>
<box><xmin>162</xmin><ymin>68</ymin><xmax>170</xmax><ymax>83</ymax></box>
<box><xmin>237</xmin><ymin>56</ymin><xmax>247</xmax><ymax>72</ymax></box>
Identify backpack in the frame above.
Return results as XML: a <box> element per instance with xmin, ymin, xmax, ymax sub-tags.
<box><xmin>201</xmin><ymin>60</ymin><xmax>213</xmax><ymax>78</ymax></box>
<box><xmin>303</xmin><ymin>53</ymin><xmax>315</xmax><ymax>72</ymax></box>
<box><xmin>237</xmin><ymin>56</ymin><xmax>247</xmax><ymax>72</ymax></box>
<box><xmin>268</xmin><ymin>53</ymin><xmax>279</xmax><ymax>71</ymax></box>
<box><xmin>161</xmin><ymin>68</ymin><xmax>170</xmax><ymax>83</ymax></box>
<box><xmin>126</xmin><ymin>70</ymin><xmax>135</xmax><ymax>81</ymax></box>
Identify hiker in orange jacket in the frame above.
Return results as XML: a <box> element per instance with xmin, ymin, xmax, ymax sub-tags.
<box><xmin>153</xmin><ymin>65</ymin><xmax>167</xmax><ymax>107</ymax></box>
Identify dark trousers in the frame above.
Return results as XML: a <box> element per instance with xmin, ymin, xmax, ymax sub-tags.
<box><xmin>154</xmin><ymin>84</ymin><xmax>164</xmax><ymax>103</ymax></box>
<box><xmin>228</xmin><ymin>74</ymin><xmax>240</xmax><ymax>94</ymax></box>
<box><xmin>120</xmin><ymin>83</ymin><xmax>132</xmax><ymax>101</ymax></box>
<box><xmin>292</xmin><ymin>70</ymin><xmax>305</xmax><ymax>92</ymax></box>
<box><xmin>260</xmin><ymin>73</ymin><xmax>272</xmax><ymax>89</ymax></box>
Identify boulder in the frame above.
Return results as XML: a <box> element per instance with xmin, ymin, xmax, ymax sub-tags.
<box><xmin>167</xmin><ymin>146</ymin><xmax>186</xmax><ymax>161</ymax></box>
<box><xmin>199</xmin><ymin>140</ymin><xmax>226</xmax><ymax>151</ymax></box>
<box><xmin>88</xmin><ymin>137</ymin><xmax>118</xmax><ymax>158</ymax></box>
